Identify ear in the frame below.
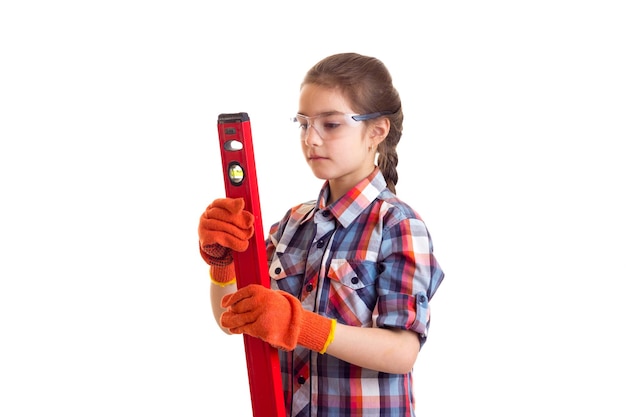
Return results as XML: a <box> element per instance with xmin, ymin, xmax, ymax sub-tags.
<box><xmin>368</xmin><ymin>117</ymin><xmax>391</xmax><ymax>146</ymax></box>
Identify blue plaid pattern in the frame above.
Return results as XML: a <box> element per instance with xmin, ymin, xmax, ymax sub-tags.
<box><xmin>266</xmin><ymin>169</ymin><xmax>444</xmax><ymax>416</ymax></box>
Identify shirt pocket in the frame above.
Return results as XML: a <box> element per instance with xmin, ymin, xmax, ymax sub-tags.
<box><xmin>269</xmin><ymin>249</ymin><xmax>307</xmax><ymax>294</ymax></box>
<box><xmin>325</xmin><ymin>258</ymin><xmax>379</xmax><ymax>326</ymax></box>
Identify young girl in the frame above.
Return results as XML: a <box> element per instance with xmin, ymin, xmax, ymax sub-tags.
<box><xmin>199</xmin><ymin>52</ymin><xmax>444</xmax><ymax>417</ymax></box>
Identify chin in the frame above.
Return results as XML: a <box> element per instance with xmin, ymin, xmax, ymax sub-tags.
<box><xmin>309</xmin><ymin>167</ymin><xmax>333</xmax><ymax>181</ymax></box>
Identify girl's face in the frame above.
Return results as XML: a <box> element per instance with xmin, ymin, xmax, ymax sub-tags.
<box><xmin>297</xmin><ymin>83</ymin><xmax>385</xmax><ymax>202</ymax></box>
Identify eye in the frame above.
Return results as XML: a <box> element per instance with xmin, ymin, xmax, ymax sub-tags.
<box><xmin>322</xmin><ymin>117</ymin><xmax>344</xmax><ymax>130</ymax></box>
<box><xmin>293</xmin><ymin>117</ymin><xmax>308</xmax><ymax>130</ymax></box>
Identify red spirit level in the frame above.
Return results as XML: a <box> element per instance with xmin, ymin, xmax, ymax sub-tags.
<box><xmin>216</xmin><ymin>112</ymin><xmax>286</xmax><ymax>417</ymax></box>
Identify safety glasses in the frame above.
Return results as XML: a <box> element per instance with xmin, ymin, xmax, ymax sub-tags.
<box><xmin>292</xmin><ymin>111</ymin><xmax>393</xmax><ymax>141</ymax></box>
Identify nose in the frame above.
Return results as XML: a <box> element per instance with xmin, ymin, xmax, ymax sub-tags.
<box><xmin>303</xmin><ymin>123</ymin><xmax>323</xmax><ymax>146</ymax></box>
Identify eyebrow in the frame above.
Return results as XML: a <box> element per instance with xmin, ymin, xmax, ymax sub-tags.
<box><xmin>297</xmin><ymin>110</ymin><xmax>345</xmax><ymax>118</ymax></box>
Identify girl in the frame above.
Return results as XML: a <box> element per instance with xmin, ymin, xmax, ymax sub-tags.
<box><xmin>199</xmin><ymin>52</ymin><xmax>444</xmax><ymax>417</ymax></box>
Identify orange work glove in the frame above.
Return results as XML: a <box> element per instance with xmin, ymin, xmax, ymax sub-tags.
<box><xmin>220</xmin><ymin>284</ymin><xmax>337</xmax><ymax>354</ymax></box>
<box><xmin>198</xmin><ymin>197</ymin><xmax>254</xmax><ymax>285</ymax></box>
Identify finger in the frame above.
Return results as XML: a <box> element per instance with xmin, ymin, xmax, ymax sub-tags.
<box><xmin>209</xmin><ymin>197</ymin><xmax>245</xmax><ymax>214</ymax></box>
<box><xmin>239</xmin><ymin>210</ymin><xmax>255</xmax><ymax>229</ymax></box>
<box><xmin>198</xmin><ymin>231</ymin><xmax>246</xmax><ymax>252</ymax></box>
<box><xmin>226</xmin><ymin>294</ymin><xmax>263</xmax><ymax>314</ymax></box>
<box><xmin>202</xmin><ymin>206</ymin><xmax>234</xmax><ymax>223</ymax></box>
<box><xmin>201</xmin><ymin>218</ymin><xmax>253</xmax><ymax>240</ymax></box>
<box><xmin>220</xmin><ymin>285</ymin><xmax>256</xmax><ymax>308</ymax></box>
<box><xmin>224</xmin><ymin>325</ymin><xmax>246</xmax><ymax>335</ymax></box>
<box><xmin>220</xmin><ymin>310</ymin><xmax>259</xmax><ymax>329</ymax></box>
<box><xmin>221</xmin><ymin>236</ymin><xmax>249</xmax><ymax>253</ymax></box>
<box><xmin>221</xmin><ymin>284</ymin><xmax>269</xmax><ymax>308</ymax></box>
<box><xmin>220</xmin><ymin>310</ymin><xmax>242</xmax><ymax>331</ymax></box>
<box><xmin>215</xmin><ymin>238</ymin><xmax>246</xmax><ymax>253</ymax></box>
<box><xmin>220</xmin><ymin>293</ymin><xmax>234</xmax><ymax>307</ymax></box>
<box><xmin>199</xmin><ymin>227</ymin><xmax>249</xmax><ymax>250</ymax></box>
<box><xmin>203</xmin><ymin>206</ymin><xmax>255</xmax><ymax>230</ymax></box>
<box><xmin>221</xmin><ymin>323</ymin><xmax>258</xmax><ymax>337</ymax></box>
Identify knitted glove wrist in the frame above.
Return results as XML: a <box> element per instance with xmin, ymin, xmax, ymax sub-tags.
<box><xmin>209</xmin><ymin>263</ymin><xmax>236</xmax><ymax>287</ymax></box>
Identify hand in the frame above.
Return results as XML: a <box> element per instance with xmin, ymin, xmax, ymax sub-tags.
<box><xmin>198</xmin><ymin>197</ymin><xmax>254</xmax><ymax>266</ymax></box>
<box><xmin>220</xmin><ymin>284</ymin><xmax>336</xmax><ymax>353</ymax></box>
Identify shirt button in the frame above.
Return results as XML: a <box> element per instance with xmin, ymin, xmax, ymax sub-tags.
<box><xmin>316</xmin><ymin>239</ymin><xmax>325</xmax><ymax>248</ymax></box>
<box><xmin>274</xmin><ymin>267</ymin><xmax>282</xmax><ymax>275</ymax></box>
<box><xmin>297</xmin><ymin>375</ymin><xmax>306</xmax><ymax>384</ymax></box>
<box><xmin>418</xmin><ymin>294</ymin><xmax>427</xmax><ymax>303</ymax></box>
<box><xmin>351</xmin><ymin>277</ymin><xmax>359</xmax><ymax>285</ymax></box>
<box><xmin>305</xmin><ymin>283</ymin><xmax>313</xmax><ymax>292</ymax></box>
<box><xmin>322</xmin><ymin>210</ymin><xmax>330</xmax><ymax>217</ymax></box>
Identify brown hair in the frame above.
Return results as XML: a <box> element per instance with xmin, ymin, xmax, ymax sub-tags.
<box><xmin>302</xmin><ymin>52</ymin><xmax>403</xmax><ymax>194</ymax></box>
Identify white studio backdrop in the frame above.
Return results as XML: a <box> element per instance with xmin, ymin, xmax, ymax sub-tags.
<box><xmin>1</xmin><ymin>1</ymin><xmax>624</xmax><ymax>416</ymax></box>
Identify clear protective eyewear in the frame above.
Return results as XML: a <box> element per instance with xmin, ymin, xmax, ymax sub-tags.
<box><xmin>292</xmin><ymin>111</ymin><xmax>393</xmax><ymax>141</ymax></box>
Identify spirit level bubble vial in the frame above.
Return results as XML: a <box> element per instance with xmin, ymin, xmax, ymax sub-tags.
<box><xmin>216</xmin><ymin>112</ymin><xmax>285</xmax><ymax>417</ymax></box>
<box><xmin>227</xmin><ymin>162</ymin><xmax>245</xmax><ymax>185</ymax></box>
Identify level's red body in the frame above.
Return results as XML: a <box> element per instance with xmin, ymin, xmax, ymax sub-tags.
<box><xmin>216</xmin><ymin>112</ymin><xmax>286</xmax><ymax>417</ymax></box>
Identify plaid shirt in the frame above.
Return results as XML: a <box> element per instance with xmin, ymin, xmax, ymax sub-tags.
<box><xmin>266</xmin><ymin>168</ymin><xmax>444</xmax><ymax>417</ymax></box>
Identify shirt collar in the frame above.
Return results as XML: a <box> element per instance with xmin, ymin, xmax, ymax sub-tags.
<box><xmin>314</xmin><ymin>167</ymin><xmax>387</xmax><ymax>228</ymax></box>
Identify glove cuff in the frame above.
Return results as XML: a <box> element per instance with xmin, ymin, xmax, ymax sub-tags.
<box><xmin>299</xmin><ymin>311</ymin><xmax>336</xmax><ymax>354</ymax></box>
<box><xmin>209</xmin><ymin>264</ymin><xmax>236</xmax><ymax>287</ymax></box>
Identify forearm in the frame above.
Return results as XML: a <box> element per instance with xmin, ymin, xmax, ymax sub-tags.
<box><xmin>216</xmin><ymin>283</ymin><xmax>420</xmax><ymax>372</ymax></box>
<box><xmin>210</xmin><ymin>281</ymin><xmax>237</xmax><ymax>334</ymax></box>
<box><xmin>325</xmin><ymin>323</ymin><xmax>420</xmax><ymax>374</ymax></box>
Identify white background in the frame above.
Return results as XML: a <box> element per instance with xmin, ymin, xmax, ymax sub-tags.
<box><xmin>1</xmin><ymin>1</ymin><xmax>625</xmax><ymax>416</ymax></box>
